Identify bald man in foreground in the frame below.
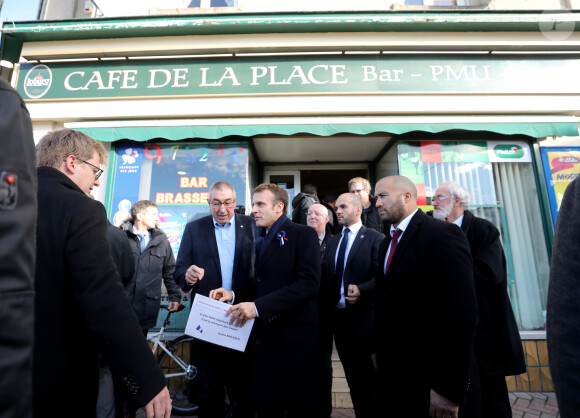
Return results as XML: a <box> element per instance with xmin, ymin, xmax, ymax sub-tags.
<box><xmin>373</xmin><ymin>176</ymin><xmax>478</xmax><ymax>418</ymax></box>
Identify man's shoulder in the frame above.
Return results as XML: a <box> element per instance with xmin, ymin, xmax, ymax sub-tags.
<box><xmin>185</xmin><ymin>214</ymin><xmax>213</xmax><ymax>229</ymax></box>
<box><xmin>236</xmin><ymin>213</ymin><xmax>256</xmax><ymax>226</ymax></box>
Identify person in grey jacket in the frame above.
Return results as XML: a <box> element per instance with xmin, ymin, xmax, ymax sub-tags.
<box><xmin>121</xmin><ymin>200</ymin><xmax>182</xmax><ymax>332</ymax></box>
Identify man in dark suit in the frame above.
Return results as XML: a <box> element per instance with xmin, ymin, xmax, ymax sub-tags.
<box><xmin>322</xmin><ymin>193</ymin><xmax>383</xmax><ymax>418</ymax></box>
<box><xmin>433</xmin><ymin>181</ymin><xmax>525</xmax><ymax>417</ymax></box>
<box><xmin>306</xmin><ymin>203</ymin><xmax>333</xmax><ymax>259</ymax></box>
<box><xmin>34</xmin><ymin>129</ymin><xmax>171</xmax><ymax>417</ymax></box>
<box><xmin>174</xmin><ymin>181</ymin><xmax>255</xmax><ymax>418</ymax></box>
<box><xmin>224</xmin><ymin>183</ymin><xmax>321</xmax><ymax>418</ymax></box>
<box><xmin>373</xmin><ymin>175</ymin><xmax>478</xmax><ymax>418</ymax></box>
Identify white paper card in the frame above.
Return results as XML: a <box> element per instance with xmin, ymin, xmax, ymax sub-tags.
<box><xmin>185</xmin><ymin>293</ymin><xmax>254</xmax><ymax>352</ymax></box>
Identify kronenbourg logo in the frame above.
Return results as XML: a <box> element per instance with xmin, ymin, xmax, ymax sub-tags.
<box><xmin>23</xmin><ymin>65</ymin><xmax>52</xmax><ymax>99</ymax></box>
<box><xmin>122</xmin><ymin>148</ymin><xmax>139</xmax><ymax>165</ymax></box>
<box><xmin>493</xmin><ymin>144</ymin><xmax>525</xmax><ymax>159</ymax></box>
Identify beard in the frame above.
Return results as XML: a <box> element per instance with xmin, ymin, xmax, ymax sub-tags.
<box><xmin>382</xmin><ymin>199</ymin><xmax>406</xmax><ymax>225</ymax></box>
<box><xmin>433</xmin><ymin>204</ymin><xmax>453</xmax><ymax>220</ymax></box>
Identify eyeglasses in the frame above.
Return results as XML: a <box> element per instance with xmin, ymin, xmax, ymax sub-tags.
<box><xmin>432</xmin><ymin>196</ymin><xmax>451</xmax><ymax>203</ymax></box>
<box><xmin>80</xmin><ymin>159</ymin><xmax>103</xmax><ymax>180</ymax></box>
<box><xmin>210</xmin><ymin>200</ymin><xmax>235</xmax><ymax>209</ymax></box>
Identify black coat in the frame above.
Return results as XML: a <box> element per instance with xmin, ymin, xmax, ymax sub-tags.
<box><xmin>547</xmin><ymin>176</ymin><xmax>580</xmax><ymax>417</ymax></box>
<box><xmin>106</xmin><ymin>223</ymin><xmax>135</xmax><ymax>287</ymax></box>
<box><xmin>174</xmin><ymin>213</ymin><xmax>256</xmax><ymax>302</ymax></box>
<box><xmin>251</xmin><ymin>217</ymin><xmax>321</xmax><ymax>408</ymax></box>
<box><xmin>361</xmin><ymin>197</ymin><xmax>384</xmax><ymax>234</ymax></box>
<box><xmin>461</xmin><ymin>210</ymin><xmax>525</xmax><ymax>376</ymax></box>
<box><xmin>375</xmin><ymin>210</ymin><xmax>477</xmax><ymax>415</ymax></box>
<box><xmin>0</xmin><ymin>78</ymin><xmax>36</xmax><ymax>418</ymax></box>
<box><xmin>122</xmin><ymin>221</ymin><xmax>181</xmax><ymax>330</ymax></box>
<box><xmin>34</xmin><ymin>167</ymin><xmax>166</xmax><ymax>416</ymax></box>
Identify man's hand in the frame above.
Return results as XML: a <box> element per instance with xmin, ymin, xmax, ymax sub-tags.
<box><xmin>144</xmin><ymin>386</ymin><xmax>172</xmax><ymax>418</ymax></box>
<box><xmin>185</xmin><ymin>265</ymin><xmax>204</xmax><ymax>285</ymax></box>
<box><xmin>226</xmin><ymin>302</ymin><xmax>257</xmax><ymax>327</ymax></box>
<box><xmin>209</xmin><ymin>287</ymin><xmax>234</xmax><ymax>303</ymax></box>
<box><xmin>345</xmin><ymin>284</ymin><xmax>361</xmax><ymax>304</ymax></box>
<box><xmin>429</xmin><ymin>389</ymin><xmax>459</xmax><ymax>418</ymax></box>
<box><xmin>167</xmin><ymin>301</ymin><xmax>181</xmax><ymax>312</ymax></box>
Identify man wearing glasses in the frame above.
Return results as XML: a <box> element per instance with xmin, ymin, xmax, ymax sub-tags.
<box><xmin>174</xmin><ymin>181</ymin><xmax>256</xmax><ymax>418</ymax></box>
<box><xmin>34</xmin><ymin>129</ymin><xmax>172</xmax><ymax>417</ymax></box>
<box><xmin>432</xmin><ymin>182</ymin><xmax>525</xmax><ymax>418</ymax></box>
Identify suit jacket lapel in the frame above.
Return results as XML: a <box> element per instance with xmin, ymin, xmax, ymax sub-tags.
<box><xmin>257</xmin><ymin>218</ymin><xmax>291</xmax><ymax>271</ymax></box>
<box><xmin>387</xmin><ymin>211</ymin><xmax>423</xmax><ymax>275</ymax></box>
<box><xmin>345</xmin><ymin>226</ymin><xmax>367</xmax><ymax>267</ymax></box>
<box><xmin>202</xmin><ymin>216</ymin><xmax>222</xmax><ymax>281</ymax></box>
<box><xmin>232</xmin><ymin>213</ymin><xmax>244</xmax><ymax>276</ymax></box>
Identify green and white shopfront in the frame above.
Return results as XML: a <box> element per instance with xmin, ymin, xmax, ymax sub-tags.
<box><xmin>3</xmin><ymin>11</ymin><xmax>580</xmax><ymax>398</ymax></box>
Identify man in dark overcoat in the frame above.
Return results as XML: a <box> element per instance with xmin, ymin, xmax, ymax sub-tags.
<box><xmin>0</xmin><ymin>77</ymin><xmax>37</xmax><ymax>418</ymax></box>
<box><xmin>225</xmin><ymin>183</ymin><xmax>321</xmax><ymax>418</ymax></box>
<box><xmin>432</xmin><ymin>181</ymin><xmax>525</xmax><ymax>417</ymax></box>
<box><xmin>547</xmin><ymin>175</ymin><xmax>580</xmax><ymax>417</ymax></box>
<box><xmin>34</xmin><ymin>129</ymin><xmax>171</xmax><ymax>417</ymax></box>
<box><xmin>374</xmin><ymin>175</ymin><xmax>478</xmax><ymax>418</ymax></box>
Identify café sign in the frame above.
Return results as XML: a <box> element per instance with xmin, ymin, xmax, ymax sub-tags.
<box><xmin>17</xmin><ymin>54</ymin><xmax>580</xmax><ymax>100</ymax></box>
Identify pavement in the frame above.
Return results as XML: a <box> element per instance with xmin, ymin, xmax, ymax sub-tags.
<box><xmin>134</xmin><ymin>392</ymin><xmax>559</xmax><ymax>417</ymax></box>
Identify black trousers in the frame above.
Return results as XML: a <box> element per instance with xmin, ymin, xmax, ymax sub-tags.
<box><xmin>332</xmin><ymin>308</ymin><xmax>377</xmax><ymax>418</ymax></box>
<box><xmin>194</xmin><ymin>340</ymin><xmax>254</xmax><ymax>418</ymax></box>
<box><xmin>479</xmin><ymin>374</ymin><xmax>511</xmax><ymax>418</ymax></box>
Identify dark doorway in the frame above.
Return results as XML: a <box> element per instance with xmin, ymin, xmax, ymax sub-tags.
<box><xmin>300</xmin><ymin>169</ymin><xmax>367</xmax><ymax>201</ymax></box>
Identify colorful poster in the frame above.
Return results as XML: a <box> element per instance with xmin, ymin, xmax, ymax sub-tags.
<box><xmin>109</xmin><ymin>140</ymin><xmax>249</xmax><ymax>248</ymax></box>
<box><xmin>110</xmin><ymin>143</ymin><xmax>144</xmax><ymax>226</ymax></box>
<box><xmin>540</xmin><ymin>147</ymin><xmax>580</xmax><ymax>225</ymax></box>
<box><xmin>398</xmin><ymin>140</ymin><xmax>496</xmax><ymax>205</ymax></box>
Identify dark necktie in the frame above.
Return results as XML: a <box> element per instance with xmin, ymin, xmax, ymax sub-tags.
<box><xmin>385</xmin><ymin>228</ymin><xmax>402</xmax><ymax>274</ymax></box>
<box><xmin>334</xmin><ymin>228</ymin><xmax>350</xmax><ymax>303</ymax></box>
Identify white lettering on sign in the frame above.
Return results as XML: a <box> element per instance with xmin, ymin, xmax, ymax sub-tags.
<box><xmin>430</xmin><ymin>65</ymin><xmax>491</xmax><ymax>81</ymax></box>
<box><xmin>199</xmin><ymin>67</ymin><xmax>241</xmax><ymax>87</ymax></box>
<box><xmin>361</xmin><ymin>66</ymin><xmax>403</xmax><ymax>82</ymax></box>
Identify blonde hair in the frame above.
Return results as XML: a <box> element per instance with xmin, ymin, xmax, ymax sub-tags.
<box><xmin>36</xmin><ymin>128</ymin><xmax>107</xmax><ymax>168</ymax></box>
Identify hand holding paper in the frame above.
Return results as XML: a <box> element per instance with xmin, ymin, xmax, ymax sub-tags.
<box><xmin>209</xmin><ymin>287</ymin><xmax>233</xmax><ymax>303</ymax></box>
<box><xmin>227</xmin><ymin>302</ymin><xmax>257</xmax><ymax>327</ymax></box>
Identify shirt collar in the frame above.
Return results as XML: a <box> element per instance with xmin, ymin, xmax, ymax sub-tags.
<box><xmin>390</xmin><ymin>209</ymin><xmax>418</xmax><ymax>237</ymax></box>
<box><xmin>342</xmin><ymin>220</ymin><xmax>363</xmax><ymax>236</ymax></box>
<box><xmin>213</xmin><ymin>214</ymin><xmax>235</xmax><ymax>229</ymax></box>
<box><xmin>453</xmin><ymin>214</ymin><xmax>464</xmax><ymax>228</ymax></box>
<box><xmin>132</xmin><ymin>225</ymin><xmax>148</xmax><ymax>237</ymax></box>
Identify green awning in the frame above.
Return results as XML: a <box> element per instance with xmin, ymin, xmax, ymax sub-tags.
<box><xmin>68</xmin><ymin>116</ymin><xmax>579</xmax><ymax>142</ymax></box>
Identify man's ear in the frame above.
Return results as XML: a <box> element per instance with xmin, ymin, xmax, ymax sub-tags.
<box><xmin>62</xmin><ymin>155</ymin><xmax>77</xmax><ymax>175</ymax></box>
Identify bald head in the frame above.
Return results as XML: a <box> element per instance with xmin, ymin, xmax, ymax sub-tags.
<box><xmin>336</xmin><ymin>192</ymin><xmax>363</xmax><ymax>227</ymax></box>
<box><xmin>375</xmin><ymin>175</ymin><xmax>418</xmax><ymax>227</ymax></box>
<box><xmin>377</xmin><ymin>176</ymin><xmax>418</xmax><ymax>199</ymax></box>
<box><xmin>306</xmin><ymin>203</ymin><xmax>329</xmax><ymax>235</ymax></box>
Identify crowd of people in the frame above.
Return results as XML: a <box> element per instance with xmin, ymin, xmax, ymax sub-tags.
<box><xmin>4</xmin><ymin>75</ymin><xmax>574</xmax><ymax>418</ymax></box>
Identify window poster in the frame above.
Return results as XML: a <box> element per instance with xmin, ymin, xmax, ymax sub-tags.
<box><xmin>540</xmin><ymin>147</ymin><xmax>580</xmax><ymax>225</ymax></box>
<box><xmin>109</xmin><ymin>140</ymin><xmax>248</xmax><ymax>255</ymax></box>
<box><xmin>398</xmin><ymin>141</ymin><xmax>496</xmax><ymax>207</ymax></box>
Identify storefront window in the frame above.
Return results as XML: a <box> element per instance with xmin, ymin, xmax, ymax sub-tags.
<box><xmin>398</xmin><ymin>140</ymin><xmax>549</xmax><ymax>330</ymax></box>
<box><xmin>108</xmin><ymin>140</ymin><xmax>248</xmax><ymax>255</ymax></box>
